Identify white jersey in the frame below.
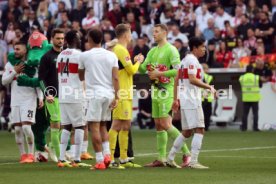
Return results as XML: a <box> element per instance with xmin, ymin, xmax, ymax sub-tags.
<box><xmin>57</xmin><ymin>48</ymin><xmax>83</xmax><ymax>103</ymax></box>
<box><xmin>2</xmin><ymin>62</ymin><xmax>43</xmax><ymax>107</ymax></box>
<box><xmin>79</xmin><ymin>48</ymin><xmax>118</xmax><ymax>99</ymax></box>
<box><xmin>179</xmin><ymin>54</ymin><xmax>202</xmax><ymax>109</ymax></box>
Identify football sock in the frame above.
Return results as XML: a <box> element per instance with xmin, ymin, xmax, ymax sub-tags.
<box><xmin>119</xmin><ymin>130</ymin><xmax>129</xmax><ymax>161</ymax></box>
<box><xmin>157</xmin><ymin>130</ymin><xmax>168</xmax><ymax>161</ymax></box>
<box><xmin>81</xmin><ymin>140</ymin><xmax>88</xmax><ymax>153</ymax></box>
<box><xmin>108</xmin><ymin>129</ymin><xmax>118</xmax><ymax>161</ymax></box>
<box><xmin>191</xmin><ymin>133</ymin><xmax>204</xmax><ymax>164</ymax></box>
<box><xmin>59</xmin><ymin>129</ymin><xmax>70</xmax><ymax>161</ymax></box>
<box><xmin>22</xmin><ymin>125</ymin><xmax>34</xmax><ymax>154</ymax></box>
<box><xmin>14</xmin><ymin>126</ymin><xmax>26</xmax><ymax>156</ymax></box>
<box><xmin>74</xmin><ymin>129</ymin><xmax>84</xmax><ymax>161</ymax></box>
<box><xmin>51</xmin><ymin>128</ymin><xmax>60</xmax><ymax>157</ymax></box>
<box><xmin>102</xmin><ymin>141</ymin><xmax>111</xmax><ymax>156</ymax></box>
<box><xmin>168</xmin><ymin>134</ymin><xmax>186</xmax><ymax>161</ymax></box>
<box><xmin>95</xmin><ymin>152</ymin><xmax>104</xmax><ymax>163</ymax></box>
<box><xmin>167</xmin><ymin>126</ymin><xmax>190</xmax><ymax>155</ymax></box>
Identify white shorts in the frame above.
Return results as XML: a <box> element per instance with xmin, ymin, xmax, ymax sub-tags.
<box><xmin>60</xmin><ymin>103</ymin><xmax>86</xmax><ymax>127</ymax></box>
<box><xmin>11</xmin><ymin>106</ymin><xmax>36</xmax><ymax>124</ymax></box>
<box><xmin>181</xmin><ymin>106</ymin><xmax>205</xmax><ymax>130</ymax></box>
<box><xmin>85</xmin><ymin>98</ymin><xmax>113</xmax><ymax>122</ymax></box>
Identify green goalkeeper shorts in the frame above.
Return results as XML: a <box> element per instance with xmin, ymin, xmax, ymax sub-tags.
<box><xmin>45</xmin><ymin>97</ymin><xmax>61</xmax><ymax>123</ymax></box>
<box><xmin>152</xmin><ymin>97</ymin><xmax>173</xmax><ymax>118</ymax></box>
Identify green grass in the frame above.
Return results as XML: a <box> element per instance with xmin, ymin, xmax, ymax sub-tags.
<box><xmin>0</xmin><ymin>130</ymin><xmax>276</xmax><ymax>184</ymax></box>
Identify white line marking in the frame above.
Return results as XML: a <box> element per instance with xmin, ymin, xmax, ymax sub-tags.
<box><xmin>135</xmin><ymin>146</ymin><xmax>276</xmax><ymax>157</ymax></box>
<box><xmin>201</xmin><ymin>155</ymin><xmax>276</xmax><ymax>159</ymax></box>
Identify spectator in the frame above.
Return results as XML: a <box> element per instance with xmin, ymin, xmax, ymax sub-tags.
<box><xmin>126</xmin><ymin>12</ymin><xmax>141</xmax><ymax>37</ymax></box>
<box><xmin>149</xmin><ymin>0</ymin><xmax>163</xmax><ymax>25</ymax></box>
<box><xmin>160</xmin><ymin>8</ymin><xmax>175</xmax><ymax>24</ymax></box>
<box><xmin>225</xmin><ymin>27</ymin><xmax>237</xmax><ymax>51</ymax></box>
<box><xmin>173</xmin><ymin>38</ymin><xmax>187</xmax><ymax>60</ymax></box>
<box><xmin>209</xmin><ymin>27</ymin><xmax>222</xmax><ymax>47</ymax></box>
<box><xmin>21</xmin><ymin>9</ymin><xmax>41</xmax><ymax>34</ymax></box>
<box><xmin>202</xmin><ymin>18</ymin><xmax>215</xmax><ymax>41</ymax></box>
<box><xmin>102</xmin><ymin>31</ymin><xmax>113</xmax><ymax>49</ymax></box>
<box><xmin>124</xmin><ymin>0</ymin><xmax>141</xmax><ymax>21</ymax></box>
<box><xmin>179</xmin><ymin>16</ymin><xmax>195</xmax><ymax>39</ymax></box>
<box><xmin>13</xmin><ymin>27</ymin><xmax>28</xmax><ymax>44</ymax></box>
<box><xmin>106</xmin><ymin>2</ymin><xmax>123</xmax><ymax>28</ymax></box>
<box><xmin>101</xmin><ymin>19</ymin><xmax>115</xmax><ymax>33</ymax></box>
<box><xmin>213</xmin><ymin>6</ymin><xmax>233</xmax><ymax>30</ymax></box>
<box><xmin>69</xmin><ymin>0</ymin><xmax>86</xmax><ymax>24</ymax></box>
<box><xmin>36</xmin><ymin>0</ymin><xmax>51</xmax><ymax>28</ymax></box>
<box><xmin>1</xmin><ymin>0</ymin><xmax>21</xmax><ymax>31</ymax></box>
<box><xmin>137</xmin><ymin>90</ymin><xmax>154</xmax><ymax>129</ymax></box>
<box><xmin>132</xmin><ymin>37</ymin><xmax>150</xmax><ymax>62</ymax></box>
<box><xmin>180</xmin><ymin>3</ymin><xmax>196</xmax><ymax>24</ymax></box>
<box><xmin>196</xmin><ymin>3</ymin><xmax>213</xmax><ymax>33</ymax></box>
<box><xmin>237</xmin><ymin>14</ymin><xmax>254</xmax><ymax>39</ymax></box>
<box><xmin>231</xmin><ymin>6</ymin><xmax>243</xmax><ymax>28</ymax></box>
<box><xmin>82</xmin><ymin>7</ymin><xmax>100</xmax><ymax>30</ymax></box>
<box><xmin>246</xmin><ymin>0</ymin><xmax>260</xmax><ymax>24</ymax></box>
<box><xmin>235</xmin><ymin>0</ymin><xmax>246</xmax><ymax>14</ymax></box>
<box><xmin>41</xmin><ymin>19</ymin><xmax>53</xmax><ymax>42</ymax></box>
<box><xmin>0</xmin><ymin>30</ymin><xmax>7</xmax><ymax>69</ymax></box>
<box><xmin>174</xmin><ymin>1</ymin><xmax>185</xmax><ymax>25</ymax></box>
<box><xmin>262</xmin><ymin>4</ymin><xmax>272</xmax><ymax>21</ymax></box>
<box><xmin>232</xmin><ymin>37</ymin><xmax>251</xmax><ymax>67</ymax></box>
<box><xmin>167</xmin><ymin>24</ymin><xmax>188</xmax><ymax>47</ymax></box>
<box><xmin>255</xmin><ymin>39</ymin><xmax>265</xmax><ymax>56</ymax></box>
<box><xmin>205</xmin><ymin>40</ymin><xmax>216</xmax><ymax>67</ymax></box>
<box><xmin>244</xmin><ymin>28</ymin><xmax>257</xmax><ymax>54</ymax></box>
<box><xmin>71</xmin><ymin>20</ymin><xmax>86</xmax><ymax>51</ymax></box>
<box><xmin>53</xmin><ymin>1</ymin><xmax>66</xmax><ymax>26</ymax></box>
<box><xmin>140</xmin><ymin>16</ymin><xmax>153</xmax><ymax>39</ymax></box>
<box><xmin>57</xmin><ymin>10</ymin><xmax>71</xmax><ymax>28</ymax></box>
<box><xmin>48</xmin><ymin>0</ymin><xmax>59</xmax><ymax>18</ymax></box>
<box><xmin>255</xmin><ymin>11</ymin><xmax>274</xmax><ymax>53</ymax></box>
<box><xmin>91</xmin><ymin>0</ymin><xmax>105</xmax><ymax>20</ymax></box>
<box><xmin>214</xmin><ymin>41</ymin><xmax>233</xmax><ymax>68</ymax></box>
<box><xmin>254</xmin><ymin>58</ymin><xmax>272</xmax><ymax>83</ymax></box>
<box><xmin>20</xmin><ymin>6</ymin><xmax>31</xmax><ymax>23</ymax></box>
<box><xmin>4</xmin><ymin>22</ymin><xmax>16</xmax><ymax>52</ymax></box>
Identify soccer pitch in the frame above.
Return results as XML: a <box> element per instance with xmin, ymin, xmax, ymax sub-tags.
<box><xmin>0</xmin><ymin>130</ymin><xmax>275</xmax><ymax>184</ymax></box>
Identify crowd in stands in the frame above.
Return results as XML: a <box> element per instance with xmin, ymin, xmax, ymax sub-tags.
<box><xmin>0</xmin><ymin>0</ymin><xmax>275</xmax><ymax>69</ymax></box>
<box><xmin>0</xmin><ymin>0</ymin><xmax>276</xmax><ymax>130</ymax></box>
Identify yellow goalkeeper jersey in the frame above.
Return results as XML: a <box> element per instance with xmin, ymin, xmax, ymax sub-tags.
<box><xmin>113</xmin><ymin>43</ymin><xmax>140</xmax><ymax>100</ymax></box>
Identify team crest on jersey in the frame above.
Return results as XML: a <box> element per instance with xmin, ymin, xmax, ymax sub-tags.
<box><xmin>125</xmin><ymin>56</ymin><xmax>130</xmax><ymax>62</ymax></box>
<box><xmin>124</xmin><ymin>111</ymin><xmax>129</xmax><ymax>116</ymax></box>
<box><xmin>189</xmin><ymin>65</ymin><xmax>194</xmax><ymax>69</ymax></box>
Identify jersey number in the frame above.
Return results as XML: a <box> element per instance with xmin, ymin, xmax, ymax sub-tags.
<box><xmin>60</xmin><ymin>58</ymin><xmax>70</xmax><ymax>76</ymax></box>
<box><xmin>27</xmin><ymin>110</ymin><xmax>34</xmax><ymax>118</ymax></box>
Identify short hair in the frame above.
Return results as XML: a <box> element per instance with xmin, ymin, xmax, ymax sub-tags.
<box><xmin>154</xmin><ymin>24</ymin><xmax>168</xmax><ymax>33</ymax></box>
<box><xmin>174</xmin><ymin>38</ymin><xmax>183</xmax><ymax>45</ymax></box>
<box><xmin>189</xmin><ymin>37</ymin><xmax>205</xmax><ymax>51</ymax></box>
<box><xmin>13</xmin><ymin>41</ymin><xmax>27</xmax><ymax>50</ymax></box>
<box><xmin>88</xmin><ymin>29</ymin><xmax>103</xmax><ymax>44</ymax></box>
<box><xmin>51</xmin><ymin>28</ymin><xmax>64</xmax><ymax>38</ymax></box>
<box><xmin>65</xmin><ymin>30</ymin><xmax>78</xmax><ymax>45</ymax></box>
<box><xmin>86</xmin><ymin>7</ymin><xmax>93</xmax><ymax>14</ymax></box>
<box><xmin>246</xmin><ymin>64</ymin><xmax>254</xmax><ymax>73</ymax></box>
<box><xmin>14</xmin><ymin>41</ymin><xmax>26</xmax><ymax>47</ymax></box>
<box><xmin>115</xmin><ymin>24</ymin><xmax>131</xmax><ymax>38</ymax></box>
